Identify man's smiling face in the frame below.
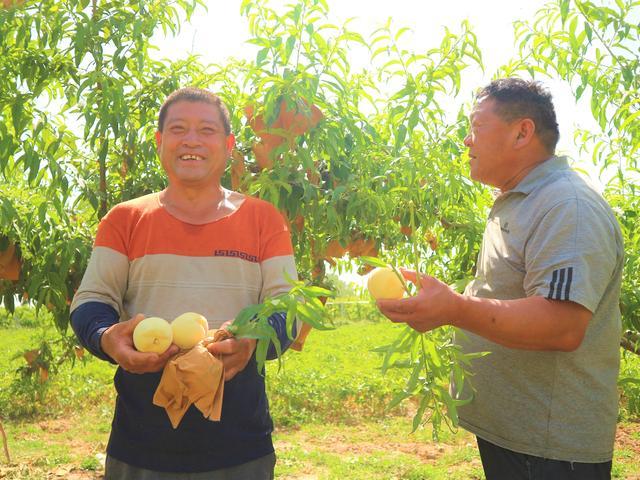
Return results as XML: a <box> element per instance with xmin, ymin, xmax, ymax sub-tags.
<box><xmin>155</xmin><ymin>100</ymin><xmax>234</xmax><ymax>188</ymax></box>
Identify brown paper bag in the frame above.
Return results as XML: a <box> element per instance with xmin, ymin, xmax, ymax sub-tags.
<box><xmin>152</xmin><ymin>343</ymin><xmax>225</xmax><ymax>429</ymax></box>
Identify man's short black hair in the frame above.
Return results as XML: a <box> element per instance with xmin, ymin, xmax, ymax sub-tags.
<box><xmin>477</xmin><ymin>78</ymin><xmax>560</xmax><ymax>153</ymax></box>
<box><xmin>158</xmin><ymin>87</ymin><xmax>231</xmax><ymax>135</ymax></box>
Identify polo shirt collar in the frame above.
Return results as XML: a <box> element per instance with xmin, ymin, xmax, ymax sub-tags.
<box><xmin>509</xmin><ymin>155</ymin><xmax>570</xmax><ymax>195</ymax></box>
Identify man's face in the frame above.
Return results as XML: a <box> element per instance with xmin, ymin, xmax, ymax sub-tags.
<box><xmin>463</xmin><ymin>97</ymin><xmax>519</xmax><ymax>189</ymax></box>
<box><xmin>155</xmin><ymin>100</ymin><xmax>234</xmax><ymax>188</ymax></box>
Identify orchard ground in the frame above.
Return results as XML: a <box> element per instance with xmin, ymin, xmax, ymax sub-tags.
<box><xmin>1</xmin><ymin>303</ymin><xmax>639</xmax><ymax>479</ymax></box>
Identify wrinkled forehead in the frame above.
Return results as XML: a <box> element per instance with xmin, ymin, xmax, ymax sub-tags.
<box><xmin>470</xmin><ymin>96</ymin><xmax>496</xmax><ymax>121</ymax></box>
<box><xmin>165</xmin><ymin>100</ymin><xmax>224</xmax><ymax>125</ymax></box>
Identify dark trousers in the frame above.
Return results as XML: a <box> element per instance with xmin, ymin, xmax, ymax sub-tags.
<box><xmin>477</xmin><ymin>437</ymin><xmax>612</xmax><ymax>480</ymax></box>
<box><xmin>104</xmin><ymin>452</ymin><xmax>276</xmax><ymax>480</ymax></box>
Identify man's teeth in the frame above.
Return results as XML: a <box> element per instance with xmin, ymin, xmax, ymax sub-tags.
<box><xmin>180</xmin><ymin>154</ymin><xmax>202</xmax><ymax>160</ymax></box>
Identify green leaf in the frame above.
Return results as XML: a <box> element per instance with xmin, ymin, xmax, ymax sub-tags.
<box><xmin>394</xmin><ymin>124</ymin><xmax>407</xmax><ymax>153</ymax></box>
<box><xmin>412</xmin><ymin>394</ymin><xmax>430</xmax><ymax>432</ymax></box>
<box><xmin>3</xmin><ymin>293</ymin><xmax>15</xmax><ymax>314</ymax></box>
<box><xmin>11</xmin><ymin>97</ymin><xmax>26</xmax><ymax>135</ymax></box>
<box><xmin>425</xmin><ymin>337</ymin><xmax>441</xmax><ymax>368</ymax></box>
<box><xmin>284</xmin><ymin>35</ymin><xmax>296</xmax><ymax>63</ymax></box>
<box><xmin>256</xmin><ymin>47</ymin><xmax>269</xmax><ymax>66</ymax></box>
<box><xmin>620</xmin><ymin>109</ymin><xmax>640</xmax><ymax>131</ymax></box>
<box><xmin>584</xmin><ymin>21</ymin><xmax>593</xmax><ymax>43</ymax></box>
<box><xmin>560</xmin><ymin>0</ymin><xmax>570</xmax><ymax>24</ymax></box>
<box><xmin>359</xmin><ymin>256</ymin><xmax>388</xmax><ymax>269</ymax></box>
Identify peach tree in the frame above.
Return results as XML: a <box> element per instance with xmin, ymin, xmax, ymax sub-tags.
<box><xmin>0</xmin><ymin>0</ymin><xmax>490</xmax><ymax>435</ymax></box>
<box><xmin>6</xmin><ymin>0</ymin><xmax>637</xmax><ymax>434</ymax></box>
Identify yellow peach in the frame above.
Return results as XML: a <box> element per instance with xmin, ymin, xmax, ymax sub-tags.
<box><xmin>133</xmin><ymin>317</ymin><xmax>173</xmax><ymax>354</ymax></box>
<box><xmin>171</xmin><ymin>312</ymin><xmax>208</xmax><ymax>350</ymax></box>
<box><xmin>367</xmin><ymin>267</ymin><xmax>405</xmax><ymax>300</ymax></box>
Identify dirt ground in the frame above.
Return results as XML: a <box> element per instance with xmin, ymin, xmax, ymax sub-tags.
<box><xmin>0</xmin><ymin>418</ymin><xmax>638</xmax><ymax>479</ymax></box>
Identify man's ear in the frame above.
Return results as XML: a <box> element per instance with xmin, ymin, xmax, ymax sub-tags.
<box><xmin>155</xmin><ymin>130</ymin><xmax>162</xmax><ymax>151</ymax></box>
<box><xmin>514</xmin><ymin>118</ymin><xmax>536</xmax><ymax>148</ymax></box>
<box><xmin>226</xmin><ymin>133</ymin><xmax>236</xmax><ymax>154</ymax></box>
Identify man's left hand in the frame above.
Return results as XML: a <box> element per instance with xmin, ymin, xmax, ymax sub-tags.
<box><xmin>206</xmin><ymin>321</ymin><xmax>256</xmax><ymax>380</ymax></box>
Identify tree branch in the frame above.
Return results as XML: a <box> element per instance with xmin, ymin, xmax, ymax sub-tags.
<box><xmin>0</xmin><ymin>417</ymin><xmax>10</xmax><ymax>464</ymax></box>
<box><xmin>621</xmin><ymin>330</ymin><xmax>640</xmax><ymax>356</ymax></box>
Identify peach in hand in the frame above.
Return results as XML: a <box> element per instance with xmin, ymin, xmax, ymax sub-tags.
<box><xmin>171</xmin><ymin>312</ymin><xmax>208</xmax><ymax>350</ymax></box>
<box><xmin>133</xmin><ymin>317</ymin><xmax>173</xmax><ymax>354</ymax></box>
<box><xmin>367</xmin><ymin>267</ymin><xmax>406</xmax><ymax>300</ymax></box>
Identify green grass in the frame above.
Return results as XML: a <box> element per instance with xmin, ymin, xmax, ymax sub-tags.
<box><xmin>1</xmin><ymin>313</ymin><xmax>639</xmax><ymax>479</ymax></box>
<box><xmin>267</xmin><ymin>320</ymin><xmax>410</xmax><ymax>426</ymax></box>
<box><xmin>0</xmin><ymin>325</ymin><xmax>116</xmax><ymax>419</ymax></box>
<box><xmin>273</xmin><ymin>419</ymin><xmax>484</xmax><ymax>479</ymax></box>
<box><xmin>619</xmin><ymin>351</ymin><xmax>640</xmax><ymax>420</ymax></box>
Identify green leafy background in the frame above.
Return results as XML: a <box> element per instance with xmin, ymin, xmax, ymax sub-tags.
<box><xmin>1</xmin><ymin>0</ymin><xmax>638</xmax><ymax>434</ymax></box>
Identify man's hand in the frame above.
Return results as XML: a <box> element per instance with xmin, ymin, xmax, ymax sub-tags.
<box><xmin>377</xmin><ymin>269</ymin><xmax>461</xmax><ymax>333</ymax></box>
<box><xmin>206</xmin><ymin>321</ymin><xmax>257</xmax><ymax>381</ymax></box>
<box><xmin>378</xmin><ymin>269</ymin><xmax>592</xmax><ymax>351</ymax></box>
<box><xmin>100</xmin><ymin>314</ymin><xmax>179</xmax><ymax>374</ymax></box>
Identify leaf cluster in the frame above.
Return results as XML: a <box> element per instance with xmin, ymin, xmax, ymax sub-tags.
<box><xmin>228</xmin><ymin>276</ymin><xmax>334</xmax><ymax>373</ymax></box>
<box><xmin>511</xmin><ymin>0</ymin><xmax>640</xmax><ymax>342</ymax></box>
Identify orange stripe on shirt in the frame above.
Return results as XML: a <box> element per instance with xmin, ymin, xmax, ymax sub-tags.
<box><xmin>94</xmin><ymin>193</ymin><xmax>293</xmax><ymax>262</ymax></box>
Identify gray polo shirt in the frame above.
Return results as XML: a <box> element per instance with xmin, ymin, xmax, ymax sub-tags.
<box><xmin>453</xmin><ymin>156</ymin><xmax>623</xmax><ymax>463</ymax></box>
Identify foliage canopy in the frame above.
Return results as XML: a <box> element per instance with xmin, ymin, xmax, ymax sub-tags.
<box><xmin>1</xmin><ymin>0</ymin><xmax>638</xmax><ymax>433</ymax></box>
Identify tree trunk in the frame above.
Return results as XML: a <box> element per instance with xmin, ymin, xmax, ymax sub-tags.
<box><xmin>0</xmin><ymin>417</ymin><xmax>10</xmax><ymax>463</ymax></box>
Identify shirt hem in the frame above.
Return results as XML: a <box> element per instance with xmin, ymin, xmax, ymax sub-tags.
<box><xmin>459</xmin><ymin>418</ymin><xmax>613</xmax><ymax>463</ymax></box>
<box><xmin>107</xmin><ymin>433</ymin><xmax>274</xmax><ymax>473</ymax></box>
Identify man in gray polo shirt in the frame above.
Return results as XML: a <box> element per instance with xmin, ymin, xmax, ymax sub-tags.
<box><xmin>377</xmin><ymin>78</ymin><xmax>623</xmax><ymax>479</ymax></box>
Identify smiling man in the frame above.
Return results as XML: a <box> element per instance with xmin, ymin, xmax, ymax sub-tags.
<box><xmin>70</xmin><ymin>87</ymin><xmax>299</xmax><ymax>479</ymax></box>
<box><xmin>377</xmin><ymin>78</ymin><xmax>624</xmax><ymax>479</ymax></box>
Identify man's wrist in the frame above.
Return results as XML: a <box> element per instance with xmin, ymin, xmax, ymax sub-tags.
<box><xmin>97</xmin><ymin>326</ymin><xmax>117</xmax><ymax>363</ymax></box>
<box><xmin>448</xmin><ymin>291</ymin><xmax>466</xmax><ymax>328</ymax></box>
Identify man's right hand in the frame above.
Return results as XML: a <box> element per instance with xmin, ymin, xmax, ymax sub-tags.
<box><xmin>100</xmin><ymin>314</ymin><xmax>179</xmax><ymax>374</ymax></box>
<box><xmin>377</xmin><ymin>269</ymin><xmax>460</xmax><ymax>333</ymax></box>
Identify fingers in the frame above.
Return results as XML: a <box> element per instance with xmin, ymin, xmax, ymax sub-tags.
<box><xmin>124</xmin><ymin>350</ymin><xmax>159</xmax><ymax>371</ymax></box>
<box><xmin>128</xmin><ymin>313</ymin><xmax>146</xmax><ymax>330</ymax></box>
<box><xmin>206</xmin><ymin>338</ymin><xmax>235</xmax><ymax>356</ymax></box>
<box><xmin>218</xmin><ymin>320</ymin><xmax>233</xmax><ymax>329</ymax></box>
<box><xmin>377</xmin><ymin>295</ymin><xmax>419</xmax><ymax>314</ymax></box>
<box><xmin>224</xmin><ymin>367</ymin><xmax>239</xmax><ymax>381</ymax></box>
<box><xmin>121</xmin><ymin>351</ymin><xmax>161</xmax><ymax>374</ymax></box>
<box><xmin>377</xmin><ymin>310</ymin><xmax>427</xmax><ymax>331</ymax></box>
<box><xmin>159</xmin><ymin>344</ymin><xmax>180</xmax><ymax>360</ymax></box>
<box><xmin>399</xmin><ymin>268</ymin><xmax>417</xmax><ymax>283</ymax></box>
<box><xmin>399</xmin><ymin>268</ymin><xmax>434</xmax><ymax>288</ymax></box>
<box><xmin>406</xmin><ymin>321</ymin><xmax>429</xmax><ymax>333</ymax></box>
<box><xmin>122</xmin><ymin>343</ymin><xmax>179</xmax><ymax>374</ymax></box>
<box><xmin>378</xmin><ymin>306</ymin><xmax>432</xmax><ymax>333</ymax></box>
<box><xmin>117</xmin><ymin>314</ymin><xmax>146</xmax><ymax>337</ymax></box>
<box><xmin>380</xmin><ymin>310</ymin><xmax>417</xmax><ymax>324</ymax></box>
<box><xmin>207</xmin><ymin>337</ymin><xmax>256</xmax><ymax>381</ymax></box>
<box><xmin>207</xmin><ymin>340</ymin><xmax>237</xmax><ymax>380</ymax></box>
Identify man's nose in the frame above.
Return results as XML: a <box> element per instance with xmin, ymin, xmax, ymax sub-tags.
<box><xmin>182</xmin><ymin>128</ymin><xmax>201</xmax><ymax>144</ymax></box>
<box><xmin>463</xmin><ymin>134</ymin><xmax>472</xmax><ymax>147</ymax></box>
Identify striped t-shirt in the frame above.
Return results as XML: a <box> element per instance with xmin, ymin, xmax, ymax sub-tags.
<box><xmin>72</xmin><ymin>192</ymin><xmax>297</xmax><ymax>324</ymax></box>
<box><xmin>71</xmin><ymin>192</ymin><xmax>298</xmax><ymax>472</ymax></box>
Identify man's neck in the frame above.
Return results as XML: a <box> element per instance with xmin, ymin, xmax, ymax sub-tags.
<box><xmin>499</xmin><ymin>152</ymin><xmax>553</xmax><ymax>193</ymax></box>
<box><xmin>159</xmin><ymin>184</ymin><xmax>240</xmax><ymax>224</ymax></box>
